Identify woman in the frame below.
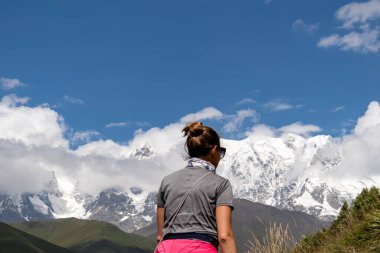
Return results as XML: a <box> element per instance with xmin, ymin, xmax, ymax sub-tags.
<box><xmin>155</xmin><ymin>122</ymin><xmax>237</xmax><ymax>253</ymax></box>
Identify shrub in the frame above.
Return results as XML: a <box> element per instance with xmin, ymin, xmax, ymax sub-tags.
<box><xmin>291</xmin><ymin>187</ymin><xmax>380</xmax><ymax>253</ymax></box>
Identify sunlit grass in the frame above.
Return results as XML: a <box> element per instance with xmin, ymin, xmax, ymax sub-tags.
<box><xmin>291</xmin><ymin>187</ymin><xmax>380</xmax><ymax>253</ymax></box>
<box><xmin>247</xmin><ymin>187</ymin><xmax>380</xmax><ymax>253</ymax></box>
<box><xmin>247</xmin><ymin>223</ymin><xmax>296</xmax><ymax>253</ymax></box>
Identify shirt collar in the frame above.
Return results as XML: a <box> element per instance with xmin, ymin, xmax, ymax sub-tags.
<box><xmin>187</xmin><ymin>157</ymin><xmax>216</xmax><ymax>172</ymax></box>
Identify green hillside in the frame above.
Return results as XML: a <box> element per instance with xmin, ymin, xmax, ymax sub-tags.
<box><xmin>293</xmin><ymin>187</ymin><xmax>380</xmax><ymax>253</ymax></box>
<box><xmin>0</xmin><ymin>221</ymin><xmax>74</xmax><ymax>253</ymax></box>
<box><xmin>12</xmin><ymin>218</ymin><xmax>156</xmax><ymax>253</ymax></box>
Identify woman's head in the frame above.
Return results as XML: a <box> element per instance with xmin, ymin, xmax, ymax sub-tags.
<box><xmin>182</xmin><ymin>122</ymin><xmax>224</xmax><ymax>167</ymax></box>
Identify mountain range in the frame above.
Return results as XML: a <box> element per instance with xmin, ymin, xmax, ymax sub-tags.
<box><xmin>0</xmin><ymin>133</ymin><xmax>358</xmax><ymax>233</ymax></box>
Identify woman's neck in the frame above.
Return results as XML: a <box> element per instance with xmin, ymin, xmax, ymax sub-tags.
<box><xmin>198</xmin><ymin>155</ymin><xmax>217</xmax><ymax>168</ymax></box>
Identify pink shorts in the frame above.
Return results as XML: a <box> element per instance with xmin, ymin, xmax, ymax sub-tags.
<box><xmin>155</xmin><ymin>239</ymin><xmax>218</xmax><ymax>253</ymax></box>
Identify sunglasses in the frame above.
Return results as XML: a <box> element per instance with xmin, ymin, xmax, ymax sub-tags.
<box><xmin>217</xmin><ymin>146</ymin><xmax>226</xmax><ymax>159</ymax></box>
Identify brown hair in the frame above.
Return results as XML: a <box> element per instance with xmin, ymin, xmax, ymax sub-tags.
<box><xmin>182</xmin><ymin>122</ymin><xmax>220</xmax><ymax>158</ymax></box>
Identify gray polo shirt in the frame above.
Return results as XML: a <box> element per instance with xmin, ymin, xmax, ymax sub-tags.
<box><xmin>156</xmin><ymin>166</ymin><xmax>234</xmax><ymax>238</ymax></box>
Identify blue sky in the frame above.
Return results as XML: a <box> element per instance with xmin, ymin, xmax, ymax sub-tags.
<box><xmin>1</xmin><ymin>0</ymin><xmax>379</xmax><ymax>145</ymax></box>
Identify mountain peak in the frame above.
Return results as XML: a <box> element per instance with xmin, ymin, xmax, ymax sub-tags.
<box><xmin>129</xmin><ymin>143</ymin><xmax>155</xmax><ymax>160</ymax></box>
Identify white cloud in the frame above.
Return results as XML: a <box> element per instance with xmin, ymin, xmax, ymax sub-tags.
<box><xmin>1</xmin><ymin>95</ymin><xmax>380</xmax><ymax>196</ymax></box>
<box><xmin>106</xmin><ymin>122</ymin><xmax>129</xmax><ymax>128</ymax></box>
<box><xmin>354</xmin><ymin>101</ymin><xmax>380</xmax><ymax>134</ymax></box>
<box><xmin>292</xmin><ymin>19</ymin><xmax>319</xmax><ymax>34</ymax></box>
<box><xmin>180</xmin><ymin>107</ymin><xmax>223</xmax><ymax>123</ymax></box>
<box><xmin>0</xmin><ymin>94</ymin><xmax>30</xmax><ymax>107</ymax></box>
<box><xmin>336</xmin><ymin>0</ymin><xmax>380</xmax><ymax>29</ymax></box>
<box><xmin>236</xmin><ymin>98</ymin><xmax>256</xmax><ymax>105</ymax></box>
<box><xmin>0</xmin><ymin>140</ymin><xmax>61</xmax><ymax>193</ymax></box>
<box><xmin>70</xmin><ymin>130</ymin><xmax>100</xmax><ymax>145</ymax></box>
<box><xmin>128</xmin><ymin>123</ymin><xmax>184</xmax><ymax>155</ymax></box>
<box><xmin>0</xmin><ymin>104</ymin><xmax>229</xmax><ymax>194</ymax></box>
<box><xmin>0</xmin><ymin>77</ymin><xmax>25</xmax><ymax>90</ymax></box>
<box><xmin>331</xmin><ymin>106</ymin><xmax>345</xmax><ymax>112</ymax></box>
<box><xmin>136</xmin><ymin>121</ymin><xmax>151</xmax><ymax>127</ymax></box>
<box><xmin>0</xmin><ymin>94</ymin><xmax>187</xmax><ymax>194</ymax></box>
<box><xmin>278</xmin><ymin>122</ymin><xmax>321</xmax><ymax>137</ymax></box>
<box><xmin>342</xmin><ymin>119</ymin><xmax>355</xmax><ymax>127</ymax></box>
<box><xmin>319</xmin><ymin>0</ymin><xmax>380</xmax><ymax>53</ymax></box>
<box><xmin>223</xmin><ymin>109</ymin><xmax>259</xmax><ymax>133</ymax></box>
<box><xmin>245</xmin><ymin>122</ymin><xmax>320</xmax><ymax>138</ymax></box>
<box><xmin>75</xmin><ymin>139</ymin><xmax>131</xmax><ymax>159</ymax></box>
<box><xmin>63</xmin><ymin>95</ymin><xmax>84</xmax><ymax>105</ymax></box>
<box><xmin>318</xmin><ymin>30</ymin><xmax>380</xmax><ymax>53</ymax></box>
<box><xmin>0</xmin><ymin>95</ymin><xmax>68</xmax><ymax>148</ymax></box>
<box><xmin>318</xmin><ymin>34</ymin><xmax>341</xmax><ymax>48</ymax></box>
<box><xmin>245</xmin><ymin>124</ymin><xmax>276</xmax><ymax>139</ymax></box>
<box><xmin>324</xmin><ymin>101</ymin><xmax>380</xmax><ymax>180</ymax></box>
<box><xmin>263</xmin><ymin>101</ymin><xmax>294</xmax><ymax>111</ymax></box>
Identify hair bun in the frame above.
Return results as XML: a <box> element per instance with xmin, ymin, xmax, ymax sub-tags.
<box><xmin>182</xmin><ymin>122</ymin><xmax>204</xmax><ymax>137</ymax></box>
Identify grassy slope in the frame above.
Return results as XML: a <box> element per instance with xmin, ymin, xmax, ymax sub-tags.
<box><xmin>293</xmin><ymin>187</ymin><xmax>380</xmax><ymax>253</ymax></box>
<box><xmin>0</xmin><ymin>221</ymin><xmax>74</xmax><ymax>253</ymax></box>
<box><xmin>12</xmin><ymin>218</ymin><xmax>156</xmax><ymax>253</ymax></box>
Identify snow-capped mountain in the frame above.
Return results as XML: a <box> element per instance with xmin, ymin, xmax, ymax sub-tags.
<box><xmin>128</xmin><ymin>143</ymin><xmax>155</xmax><ymax>160</ymax></box>
<box><xmin>0</xmin><ymin>134</ymin><xmax>359</xmax><ymax>231</ymax></box>
<box><xmin>0</xmin><ymin>172</ymin><xmax>156</xmax><ymax>232</ymax></box>
<box><xmin>219</xmin><ymin>133</ymin><xmax>352</xmax><ymax>221</ymax></box>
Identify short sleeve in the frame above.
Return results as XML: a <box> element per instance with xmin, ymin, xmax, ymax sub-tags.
<box><xmin>156</xmin><ymin>179</ymin><xmax>165</xmax><ymax>208</ymax></box>
<box><xmin>216</xmin><ymin>179</ymin><xmax>234</xmax><ymax>210</ymax></box>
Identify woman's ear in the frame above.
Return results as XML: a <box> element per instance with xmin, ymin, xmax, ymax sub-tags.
<box><xmin>211</xmin><ymin>145</ymin><xmax>218</xmax><ymax>155</ymax></box>
<box><xmin>206</xmin><ymin>146</ymin><xmax>216</xmax><ymax>158</ymax></box>
<box><xmin>210</xmin><ymin>145</ymin><xmax>221</xmax><ymax>167</ymax></box>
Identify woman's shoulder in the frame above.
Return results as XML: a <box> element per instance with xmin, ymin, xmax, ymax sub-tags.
<box><xmin>161</xmin><ymin>167</ymin><xmax>188</xmax><ymax>183</ymax></box>
<box><xmin>161</xmin><ymin>167</ymin><xmax>231</xmax><ymax>187</ymax></box>
<box><xmin>212</xmin><ymin>172</ymin><xmax>230</xmax><ymax>183</ymax></box>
